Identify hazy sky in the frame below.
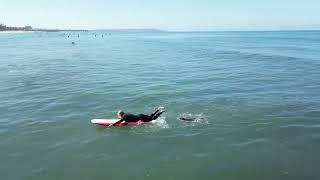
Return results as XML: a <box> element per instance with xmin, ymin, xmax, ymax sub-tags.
<box><xmin>1</xmin><ymin>0</ymin><xmax>319</xmax><ymax>31</ymax></box>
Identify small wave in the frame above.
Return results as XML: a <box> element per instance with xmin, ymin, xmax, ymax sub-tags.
<box><xmin>304</xmin><ymin>110</ymin><xmax>320</xmax><ymax>118</ymax></box>
<box><xmin>231</xmin><ymin>138</ymin><xmax>267</xmax><ymax>147</ymax></box>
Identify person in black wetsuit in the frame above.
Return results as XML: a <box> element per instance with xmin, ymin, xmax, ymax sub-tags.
<box><xmin>112</xmin><ymin>107</ymin><xmax>165</xmax><ymax>126</ymax></box>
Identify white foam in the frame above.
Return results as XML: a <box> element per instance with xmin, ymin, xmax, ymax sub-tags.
<box><xmin>150</xmin><ymin>116</ymin><xmax>169</xmax><ymax>129</ymax></box>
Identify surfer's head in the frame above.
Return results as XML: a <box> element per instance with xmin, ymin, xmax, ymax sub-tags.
<box><xmin>117</xmin><ymin>110</ymin><xmax>124</xmax><ymax>118</ymax></box>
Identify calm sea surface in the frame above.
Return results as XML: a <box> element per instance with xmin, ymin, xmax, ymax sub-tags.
<box><xmin>0</xmin><ymin>31</ymin><xmax>320</xmax><ymax>180</ymax></box>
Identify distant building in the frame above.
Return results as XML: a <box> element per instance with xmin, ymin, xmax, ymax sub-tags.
<box><xmin>0</xmin><ymin>24</ymin><xmax>7</xmax><ymax>31</ymax></box>
<box><xmin>24</xmin><ymin>26</ymin><xmax>32</xmax><ymax>31</ymax></box>
<box><xmin>0</xmin><ymin>23</ymin><xmax>87</xmax><ymax>32</ymax></box>
<box><xmin>0</xmin><ymin>24</ymin><xmax>33</xmax><ymax>31</ymax></box>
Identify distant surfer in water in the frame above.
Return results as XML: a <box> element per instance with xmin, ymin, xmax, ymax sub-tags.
<box><xmin>112</xmin><ymin>107</ymin><xmax>165</xmax><ymax>126</ymax></box>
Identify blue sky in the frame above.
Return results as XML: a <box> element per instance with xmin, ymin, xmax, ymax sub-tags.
<box><xmin>1</xmin><ymin>0</ymin><xmax>319</xmax><ymax>31</ymax></box>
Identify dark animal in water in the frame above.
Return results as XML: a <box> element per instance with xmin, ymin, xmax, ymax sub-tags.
<box><xmin>179</xmin><ymin>117</ymin><xmax>205</xmax><ymax>122</ymax></box>
<box><xmin>179</xmin><ymin>117</ymin><xmax>195</xmax><ymax>121</ymax></box>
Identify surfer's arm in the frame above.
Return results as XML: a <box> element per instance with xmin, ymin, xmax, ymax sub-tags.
<box><xmin>111</xmin><ymin>119</ymin><xmax>125</xmax><ymax>126</ymax></box>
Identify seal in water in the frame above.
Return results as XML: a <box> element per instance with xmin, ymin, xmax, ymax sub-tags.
<box><xmin>179</xmin><ymin>117</ymin><xmax>205</xmax><ymax>122</ymax></box>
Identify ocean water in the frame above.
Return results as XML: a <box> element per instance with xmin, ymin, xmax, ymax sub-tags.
<box><xmin>0</xmin><ymin>31</ymin><xmax>320</xmax><ymax>180</ymax></box>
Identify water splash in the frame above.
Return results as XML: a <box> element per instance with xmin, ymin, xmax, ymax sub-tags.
<box><xmin>148</xmin><ymin>116</ymin><xmax>169</xmax><ymax>129</ymax></box>
<box><xmin>130</xmin><ymin>116</ymin><xmax>170</xmax><ymax>134</ymax></box>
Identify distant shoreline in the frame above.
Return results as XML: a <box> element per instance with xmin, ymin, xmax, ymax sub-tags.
<box><xmin>0</xmin><ymin>29</ymin><xmax>89</xmax><ymax>32</ymax></box>
<box><xmin>0</xmin><ymin>24</ymin><xmax>89</xmax><ymax>32</ymax></box>
<box><xmin>0</xmin><ymin>29</ymin><xmax>167</xmax><ymax>33</ymax></box>
<box><xmin>0</xmin><ymin>24</ymin><xmax>166</xmax><ymax>33</ymax></box>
